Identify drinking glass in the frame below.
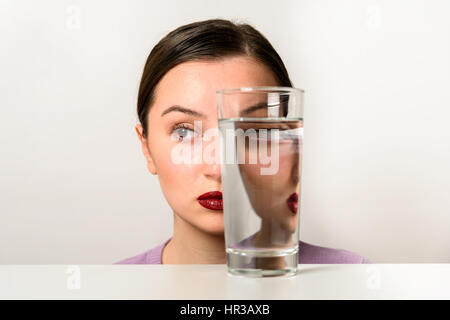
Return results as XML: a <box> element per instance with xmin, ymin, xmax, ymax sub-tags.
<box><xmin>217</xmin><ymin>86</ymin><xmax>304</xmax><ymax>277</ymax></box>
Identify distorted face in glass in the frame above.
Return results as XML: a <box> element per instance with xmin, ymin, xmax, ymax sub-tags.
<box><xmin>236</xmin><ymin>119</ymin><xmax>302</xmax><ymax>237</ymax></box>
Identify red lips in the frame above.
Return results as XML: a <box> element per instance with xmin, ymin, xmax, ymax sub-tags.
<box><xmin>197</xmin><ymin>191</ymin><xmax>223</xmax><ymax>211</ymax></box>
<box><xmin>287</xmin><ymin>192</ymin><xmax>298</xmax><ymax>214</ymax></box>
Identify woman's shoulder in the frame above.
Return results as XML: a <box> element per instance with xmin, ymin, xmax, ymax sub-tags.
<box><xmin>299</xmin><ymin>240</ymin><xmax>370</xmax><ymax>264</ymax></box>
<box><xmin>113</xmin><ymin>250</ymin><xmax>151</xmax><ymax>264</ymax></box>
<box><xmin>114</xmin><ymin>239</ymin><xmax>170</xmax><ymax>264</ymax></box>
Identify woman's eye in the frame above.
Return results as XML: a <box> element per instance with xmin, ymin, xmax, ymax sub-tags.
<box><xmin>171</xmin><ymin>126</ymin><xmax>195</xmax><ymax>142</ymax></box>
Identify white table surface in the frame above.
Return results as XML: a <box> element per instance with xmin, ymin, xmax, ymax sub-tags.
<box><xmin>1</xmin><ymin>264</ymin><xmax>449</xmax><ymax>300</ymax></box>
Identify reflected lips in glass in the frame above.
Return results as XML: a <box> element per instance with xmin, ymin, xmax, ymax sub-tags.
<box><xmin>197</xmin><ymin>191</ymin><xmax>223</xmax><ymax>210</ymax></box>
<box><xmin>287</xmin><ymin>192</ymin><xmax>298</xmax><ymax>214</ymax></box>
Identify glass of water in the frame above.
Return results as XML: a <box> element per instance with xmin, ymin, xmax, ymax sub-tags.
<box><xmin>217</xmin><ymin>86</ymin><xmax>304</xmax><ymax>277</ymax></box>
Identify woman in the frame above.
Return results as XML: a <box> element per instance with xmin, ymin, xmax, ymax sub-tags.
<box><xmin>115</xmin><ymin>19</ymin><xmax>370</xmax><ymax>264</ymax></box>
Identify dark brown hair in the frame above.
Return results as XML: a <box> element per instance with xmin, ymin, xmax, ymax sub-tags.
<box><xmin>137</xmin><ymin>19</ymin><xmax>293</xmax><ymax>138</ymax></box>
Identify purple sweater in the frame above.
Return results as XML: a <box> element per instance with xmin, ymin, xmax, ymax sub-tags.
<box><xmin>115</xmin><ymin>237</ymin><xmax>370</xmax><ymax>264</ymax></box>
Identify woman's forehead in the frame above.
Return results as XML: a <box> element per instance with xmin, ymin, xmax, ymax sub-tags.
<box><xmin>151</xmin><ymin>57</ymin><xmax>278</xmax><ymax>116</ymax></box>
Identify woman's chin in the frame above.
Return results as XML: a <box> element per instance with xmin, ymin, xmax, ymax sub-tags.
<box><xmin>203</xmin><ymin>223</ymin><xmax>225</xmax><ymax>236</ymax></box>
<box><xmin>200</xmin><ymin>218</ymin><xmax>225</xmax><ymax>235</ymax></box>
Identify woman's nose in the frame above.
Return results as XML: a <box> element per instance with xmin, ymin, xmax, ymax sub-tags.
<box><xmin>203</xmin><ymin>162</ymin><xmax>222</xmax><ymax>182</ymax></box>
<box><xmin>201</xmin><ymin>127</ymin><xmax>222</xmax><ymax>182</ymax></box>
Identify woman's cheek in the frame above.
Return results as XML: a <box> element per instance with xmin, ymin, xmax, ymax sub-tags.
<box><xmin>159</xmin><ymin>153</ymin><xmax>199</xmax><ymax>193</ymax></box>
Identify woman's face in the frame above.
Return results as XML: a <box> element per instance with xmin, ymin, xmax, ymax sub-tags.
<box><xmin>135</xmin><ymin>56</ymin><xmax>279</xmax><ymax>235</ymax></box>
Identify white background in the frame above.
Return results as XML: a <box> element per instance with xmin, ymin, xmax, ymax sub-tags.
<box><xmin>1</xmin><ymin>0</ymin><xmax>449</xmax><ymax>264</ymax></box>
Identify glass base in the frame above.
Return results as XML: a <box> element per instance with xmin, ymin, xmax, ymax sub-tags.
<box><xmin>226</xmin><ymin>249</ymin><xmax>298</xmax><ymax>278</ymax></box>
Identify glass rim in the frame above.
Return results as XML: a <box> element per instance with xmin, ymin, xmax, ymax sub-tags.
<box><xmin>216</xmin><ymin>86</ymin><xmax>304</xmax><ymax>95</ymax></box>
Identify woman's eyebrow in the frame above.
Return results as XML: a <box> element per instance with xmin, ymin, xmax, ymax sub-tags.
<box><xmin>161</xmin><ymin>105</ymin><xmax>206</xmax><ymax>118</ymax></box>
<box><xmin>240</xmin><ymin>102</ymin><xmax>268</xmax><ymax>116</ymax></box>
